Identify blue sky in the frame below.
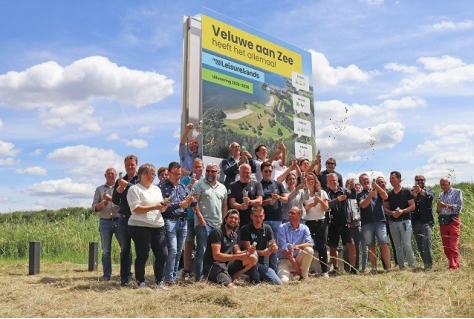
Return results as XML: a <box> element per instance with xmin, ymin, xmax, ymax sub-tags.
<box><xmin>1</xmin><ymin>0</ymin><xmax>473</xmax><ymax>213</ymax></box>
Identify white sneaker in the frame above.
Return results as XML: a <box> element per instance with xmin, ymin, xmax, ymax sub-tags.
<box><xmin>138</xmin><ymin>282</ymin><xmax>147</xmax><ymax>289</ymax></box>
<box><xmin>322</xmin><ymin>272</ymin><xmax>329</xmax><ymax>278</ymax></box>
<box><xmin>155</xmin><ymin>281</ymin><xmax>169</xmax><ymax>290</ymax></box>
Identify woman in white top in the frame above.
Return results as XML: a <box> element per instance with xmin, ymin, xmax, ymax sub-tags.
<box><xmin>127</xmin><ymin>163</ymin><xmax>170</xmax><ymax>289</ymax></box>
<box><xmin>302</xmin><ymin>172</ymin><xmax>330</xmax><ymax>277</ymax></box>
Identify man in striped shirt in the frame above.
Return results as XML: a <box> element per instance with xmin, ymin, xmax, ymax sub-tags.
<box><xmin>437</xmin><ymin>177</ymin><xmax>463</xmax><ymax>270</ymax></box>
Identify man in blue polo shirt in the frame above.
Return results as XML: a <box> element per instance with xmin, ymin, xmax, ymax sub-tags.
<box><xmin>277</xmin><ymin>206</ymin><xmax>314</xmax><ymax>282</ymax></box>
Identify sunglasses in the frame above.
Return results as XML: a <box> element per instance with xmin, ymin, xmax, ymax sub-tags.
<box><xmin>263</xmin><ymin>170</ymin><xmax>273</xmax><ymax>173</ymax></box>
<box><xmin>206</xmin><ymin>170</ymin><xmax>217</xmax><ymax>173</ymax></box>
<box><xmin>415</xmin><ymin>179</ymin><xmax>424</xmax><ymax>182</ymax></box>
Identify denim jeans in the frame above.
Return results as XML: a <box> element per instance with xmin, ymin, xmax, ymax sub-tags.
<box><xmin>255</xmin><ymin>262</ymin><xmax>282</xmax><ymax>285</ymax></box>
<box><xmin>116</xmin><ymin>215</ymin><xmax>132</xmax><ymax>281</ymax></box>
<box><xmin>412</xmin><ymin>220</ymin><xmax>433</xmax><ymax>267</ymax></box>
<box><xmin>389</xmin><ymin>219</ymin><xmax>415</xmax><ymax>268</ymax></box>
<box><xmin>164</xmin><ymin>219</ymin><xmax>187</xmax><ymax>282</ymax></box>
<box><xmin>99</xmin><ymin>218</ymin><xmax>120</xmax><ymax>279</ymax></box>
<box><xmin>194</xmin><ymin>224</ymin><xmax>213</xmax><ymax>280</ymax></box>
<box><xmin>263</xmin><ymin>220</ymin><xmax>281</xmax><ymax>271</ymax></box>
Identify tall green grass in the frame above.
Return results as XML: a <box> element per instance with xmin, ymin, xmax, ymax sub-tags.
<box><xmin>0</xmin><ymin>207</ymin><xmax>121</xmax><ymax>263</ymax></box>
<box><xmin>0</xmin><ymin>183</ymin><xmax>472</xmax><ymax>266</ymax></box>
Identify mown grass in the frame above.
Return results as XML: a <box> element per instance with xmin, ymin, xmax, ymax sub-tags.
<box><xmin>0</xmin><ymin>183</ymin><xmax>473</xmax><ymax>317</ymax></box>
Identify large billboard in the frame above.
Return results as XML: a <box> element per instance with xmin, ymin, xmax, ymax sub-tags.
<box><xmin>200</xmin><ymin>8</ymin><xmax>315</xmax><ymax>161</ymax></box>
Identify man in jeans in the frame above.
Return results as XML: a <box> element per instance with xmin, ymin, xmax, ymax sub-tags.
<box><xmin>411</xmin><ymin>174</ymin><xmax>435</xmax><ymax>270</ymax></box>
<box><xmin>160</xmin><ymin>162</ymin><xmax>195</xmax><ymax>285</ymax></box>
<box><xmin>383</xmin><ymin>171</ymin><xmax>415</xmax><ymax>270</ymax></box>
<box><xmin>358</xmin><ymin>174</ymin><xmax>391</xmax><ymax>273</ymax></box>
<box><xmin>192</xmin><ymin>163</ymin><xmax>228</xmax><ymax>281</ymax></box>
<box><xmin>259</xmin><ymin>161</ymin><xmax>289</xmax><ymax>271</ymax></box>
<box><xmin>112</xmin><ymin>155</ymin><xmax>139</xmax><ymax>287</ymax></box>
<box><xmin>240</xmin><ymin>206</ymin><xmax>282</xmax><ymax>284</ymax></box>
<box><xmin>92</xmin><ymin>167</ymin><xmax>120</xmax><ymax>281</ymax></box>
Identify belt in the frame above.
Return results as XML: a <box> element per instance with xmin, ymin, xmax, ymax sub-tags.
<box><xmin>165</xmin><ymin>216</ymin><xmax>186</xmax><ymax>222</ymax></box>
<box><xmin>101</xmin><ymin>217</ymin><xmax>119</xmax><ymax>221</ymax></box>
<box><xmin>306</xmin><ymin>218</ymin><xmax>325</xmax><ymax>223</ymax></box>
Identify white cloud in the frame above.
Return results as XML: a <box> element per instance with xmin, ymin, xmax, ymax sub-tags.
<box><xmin>361</xmin><ymin>0</ymin><xmax>384</xmax><ymax>5</ymax></box>
<box><xmin>138</xmin><ymin>126</ymin><xmax>152</xmax><ymax>134</ymax></box>
<box><xmin>413</xmin><ymin>123</ymin><xmax>474</xmax><ymax>184</ymax></box>
<box><xmin>173</xmin><ymin>127</ymin><xmax>181</xmax><ymax>139</ymax></box>
<box><xmin>0</xmin><ymin>157</ymin><xmax>16</xmax><ymax>165</ymax></box>
<box><xmin>316</xmin><ymin>121</ymin><xmax>405</xmax><ymax>160</ymax></box>
<box><xmin>39</xmin><ymin>104</ymin><xmax>101</xmax><ymax>131</ymax></box>
<box><xmin>29</xmin><ymin>149</ymin><xmax>43</xmax><ymax>156</ymax></box>
<box><xmin>432</xmin><ymin>123</ymin><xmax>474</xmax><ymax>137</ymax></box>
<box><xmin>28</xmin><ymin>178</ymin><xmax>95</xmax><ymax>197</ymax></box>
<box><xmin>0</xmin><ymin>140</ymin><xmax>20</xmax><ymax>157</ymax></box>
<box><xmin>309</xmin><ymin>50</ymin><xmax>373</xmax><ymax>90</ymax></box>
<box><xmin>383</xmin><ymin>55</ymin><xmax>474</xmax><ymax>96</ymax></box>
<box><xmin>384</xmin><ymin>62</ymin><xmax>419</xmax><ymax>75</ymax></box>
<box><xmin>0</xmin><ymin>56</ymin><xmax>175</xmax><ymax>130</ymax></box>
<box><xmin>106</xmin><ymin>134</ymin><xmax>120</xmax><ymax>141</ymax></box>
<box><xmin>417</xmin><ymin>55</ymin><xmax>465</xmax><ymax>71</ymax></box>
<box><xmin>0</xmin><ymin>119</ymin><xmax>3</xmax><ymax>130</ymax></box>
<box><xmin>47</xmin><ymin>144</ymin><xmax>123</xmax><ymax>176</ymax></box>
<box><xmin>124</xmin><ymin>138</ymin><xmax>148</xmax><ymax>148</ymax></box>
<box><xmin>15</xmin><ymin>166</ymin><xmax>47</xmax><ymax>175</ymax></box>
<box><xmin>429</xmin><ymin>20</ymin><xmax>474</xmax><ymax>31</ymax></box>
<box><xmin>314</xmin><ymin>96</ymin><xmax>423</xmax><ymax>128</ymax></box>
<box><xmin>379</xmin><ymin>96</ymin><xmax>426</xmax><ymax>110</ymax></box>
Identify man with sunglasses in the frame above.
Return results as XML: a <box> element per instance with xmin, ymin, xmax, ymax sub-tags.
<box><xmin>191</xmin><ymin>163</ymin><xmax>228</xmax><ymax>281</ymax></box>
<box><xmin>315</xmin><ymin>156</ymin><xmax>343</xmax><ymax>190</ymax></box>
<box><xmin>410</xmin><ymin>174</ymin><xmax>435</xmax><ymax>270</ymax></box>
<box><xmin>260</xmin><ymin>161</ymin><xmax>289</xmax><ymax>271</ymax></box>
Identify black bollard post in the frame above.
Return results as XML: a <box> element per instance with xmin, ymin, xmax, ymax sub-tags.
<box><xmin>88</xmin><ymin>242</ymin><xmax>98</xmax><ymax>271</ymax></box>
<box><xmin>29</xmin><ymin>241</ymin><xmax>40</xmax><ymax>275</ymax></box>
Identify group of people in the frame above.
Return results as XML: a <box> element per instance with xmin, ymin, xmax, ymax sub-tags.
<box><xmin>91</xmin><ymin>123</ymin><xmax>463</xmax><ymax>289</ymax></box>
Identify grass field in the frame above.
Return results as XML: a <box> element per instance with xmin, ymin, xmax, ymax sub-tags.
<box><xmin>0</xmin><ymin>183</ymin><xmax>473</xmax><ymax>317</ymax></box>
<box><xmin>0</xmin><ymin>261</ymin><xmax>473</xmax><ymax>317</ymax></box>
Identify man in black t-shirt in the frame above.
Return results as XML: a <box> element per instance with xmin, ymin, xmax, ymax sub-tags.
<box><xmin>383</xmin><ymin>171</ymin><xmax>415</xmax><ymax>270</ymax></box>
<box><xmin>203</xmin><ymin>210</ymin><xmax>257</xmax><ymax>288</ymax></box>
<box><xmin>240</xmin><ymin>206</ymin><xmax>282</xmax><ymax>284</ymax></box>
